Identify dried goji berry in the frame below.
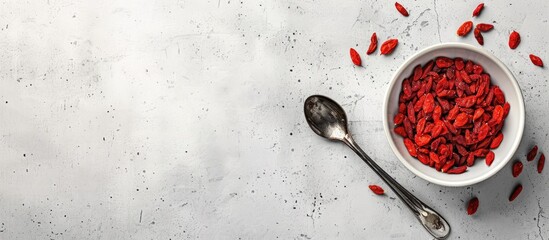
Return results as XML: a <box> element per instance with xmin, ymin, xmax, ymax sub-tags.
<box><xmin>490</xmin><ymin>132</ymin><xmax>504</xmax><ymax>149</ymax></box>
<box><xmin>430</xmin><ymin>152</ymin><xmax>440</xmax><ymax>163</ymax></box>
<box><xmin>380</xmin><ymin>39</ymin><xmax>399</xmax><ymax>55</ymax></box>
<box><xmin>503</xmin><ymin>102</ymin><xmax>510</xmax><ymax>118</ymax></box>
<box><xmin>395</xmin><ymin>2</ymin><xmax>409</xmax><ymax>16</ymax></box>
<box><xmin>394</xmin><ymin>113</ymin><xmax>405</xmax><ymax>125</ymax></box>
<box><xmin>457</xmin><ymin>21</ymin><xmax>473</xmax><ymax>36</ymax></box>
<box><xmin>473</xmin><ymin>108</ymin><xmax>484</xmax><ymax>121</ymax></box>
<box><xmin>472</xmin><ymin>3</ymin><xmax>484</xmax><ymax>17</ymax></box>
<box><xmin>415</xmin><ymin>134</ymin><xmax>432</xmax><ymax>147</ymax></box>
<box><xmin>367</xmin><ymin>32</ymin><xmax>377</xmax><ymax>55</ymax></box>
<box><xmin>538</xmin><ymin>153</ymin><xmax>545</xmax><ymax>174</ymax></box>
<box><xmin>404</xmin><ymin>138</ymin><xmax>418</xmax><ymax>157</ymax></box>
<box><xmin>369</xmin><ymin>185</ymin><xmax>385</xmax><ymax>195</ymax></box>
<box><xmin>418</xmin><ymin>154</ymin><xmax>430</xmax><ymax>165</ymax></box>
<box><xmin>403</xmin><ymin>117</ymin><xmax>414</xmax><ymax>139</ymax></box>
<box><xmin>416</xmin><ymin>117</ymin><xmax>427</xmax><ymax>135</ymax></box>
<box><xmin>447</xmin><ymin>166</ymin><xmax>467</xmax><ymax>174</ymax></box>
<box><xmin>436</xmin><ymin>57</ymin><xmax>454</xmax><ymax>68</ymax></box>
<box><xmin>527</xmin><ymin>145</ymin><xmax>538</xmax><ymax>161</ymax></box>
<box><xmin>442</xmin><ymin>160</ymin><xmax>455</xmax><ymax>173</ymax></box>
<box><xmin>423</xmin><ymin>93</ymin><xmax>435</xmax><ymax>113</ymax></box>
<box><xmin>474</xmin><ymin>28</ymin><xmax>484</xmax><ymax>45</ymax></box>
<box><xmin>492</xmin><ymin>105</ymin><xmax>504</xmax><ymax>124</ymax></box>
<box><xmin>485</xmin><ymin>151</ymin><xmax>494</xmax><ymax>166</ymax></box>
<box><xmin>530</xmin><ymin>54</ymin><xmax>544</xmax><ymax>67</ymax></box>
<box><xmin>476</xmin><ymin>23</ymin><xmax>493</xmax><ymax>32</ymax></box>
<box><xmin>413</xmin><ymin>65</ymin><xmax>423</xmax><ymax>81</ymax></box>
<box><xmin>467</xmin><ymin>197</ymin><xmax>479</xmax><ymax>215</ymax></box>
<box><xmin>512</xmin><ymin>161</ymin><xmax>523</xmax><ymax>177</ymax></box>
<box><xmin>509</xmin><ymin>31</ymin><xmax>520</xmax><ymax>49</ymax></box>
<box><xmin>350</xmin><ymin>48</ymin><xmax>361</xmax><ymax>66</ymax></box>
<box><xmin>454</xmin><ymin>113</ymin><xmax>469</xmax><ymax>127</ymax></box>
<box><xmin>509</xmin><ymin>184</ymin><xmax>523</xmax><ymax>202</ymax></box>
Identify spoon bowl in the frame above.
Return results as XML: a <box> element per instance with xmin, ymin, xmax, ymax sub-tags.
<box><xmin>304</xmin><ymin>95</ymin><xmax>348</xmax><ymax>141</ymax></box>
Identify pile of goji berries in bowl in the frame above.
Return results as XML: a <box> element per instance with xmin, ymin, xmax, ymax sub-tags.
<box><xmin>383</xmin><ymin>43</ymin><xmax>525</xmax><ymax>187</ymax></box>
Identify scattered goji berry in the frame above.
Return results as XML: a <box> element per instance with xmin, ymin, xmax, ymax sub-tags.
<box><xmin>529</xmin><ymin>54</ymin><xmax>544</xmax><ymax>67</ymax></box>
<box><xmin>527</xmin><ymin>145</ymin><xmax>538</xmax><ymax>161</ymax></box>
<box><xmin>512</xmin><ymin>161</ymin><xmax>523</xmax><ymax>177</ymax></box>
<box><xmin>380</xmin><ymin>39</ymin><xmax>399</xmax><ymax>55</ymax></box>
<box><xmin>369</xmin><ymin>185</ymin><xmax>385</xmax><ymax>195</ymax></box>
<box><xmin>474</xmin><ymin>28</ymin><xmax>484</xmax><ymax>45</ymax></box>
<box><xmin>350</xmin><ymin>48</ymin><xmax>361</xmax><ymax>66</ymax></box>
<box><xmin>367</xmin><ymin>32</ymin><xmax>378</xmax><ymax>55</ymax></box>
<box><xmin>394</xmin><ymin>2</ymin><xmax>409</xmax><ymax>16</ymax></box>
<box><xmin>472</xmin><ymin>3</ymin><xmax>484</xmax><ymax>17</ymax></box>
<box><xmin>509</xmin><ymin>184</ymin><xmax>523</xmax><ymax>202</ymax></box>
<box><xmin>508</xmin><ymin>31</ymin><xmax>520</xmax><ymax>49</ymax></box>
<box><xmin>476</xmin><ymin>23</ymin><xmax>493</xmax><ymax>32</ymax></box>
<box><xmin>467</xmin><ymin>197</ymin><xmax>479</xmax><ymax>215</ymax></box>
<box><xmin>457</xmin><ymin>21</ymin><xmax>473</xmax><ymax>36</ymax></box>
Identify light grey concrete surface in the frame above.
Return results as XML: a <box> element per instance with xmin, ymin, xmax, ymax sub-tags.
<box><xmin>0</xmin><ymin>0</ymin><xmax>548</xmax><ymax>239</ymax></box>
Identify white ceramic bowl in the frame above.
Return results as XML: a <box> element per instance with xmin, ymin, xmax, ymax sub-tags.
<box><xmin>383</xmin><ymin>43</ymin><xmax>525</xmax><ymax>187</ymax></box>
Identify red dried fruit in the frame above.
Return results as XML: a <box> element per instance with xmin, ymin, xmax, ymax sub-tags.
<box><xmin>394</xmin><ymin>126</ymin><xmax>407</xmax><ymax>137</ymax></box>
<box><xmin>395</xmin><ymin>2</ymin><xmax>409</xmax><ymax>16</ymax></box>
<box><xmin>416</xmin><ymin>117</ymin><xmax>427</xmax><ymax>135</ymax></box>
<box><xmin>369</xmin><ymin>185</ymin><xmax>385</xmax><ymax>195</ymax></box>
<box><xmin>476</xmin><ymin>23</ymin><xmax>493</xmax><ymax>32</ymax></box>
<box><xmin>403</xmin><ymin>117</ymin><xmax>414</xmax><ymax>139</ymax></box>
<box><xmin>447</xmin><ymin>166</ymin><xmax>467</xmax><ymax>174</ymax></box>
<box><xmin>436</xmin><ymin>57</ymin><xmax>454</xmax><ymax>68</ymax></box>
<box><xmin>529</xmin><ymin>54</ymin><xmax>544</xmax><ymax>67</ymax></box>
<box><xmin>512</xmin><ymin>161</ymin><xmax>523</xmax><ymax>177</ymax></box>
<box><xmin>367</xmin><ymin>32</ymin><xmax>378</xmax><ymax>55</ymax></box>
<box><xmin>474</xmin><ymin>28</ymin><xmax>484</xmax><ymax>45</ymax></box>
<box><xmin>490</xmin><ymin>132</ymin><xmax>503</xmax><ymax>149</ymax></box>
<box><xmin>485</xmin><ymin>151</ymin><xmax>495</xmax><ymax>166</ymax></box>
<box><xmin>538</xmin><ymin>153</ymin><xmax>545</xmax><ymax>173</ymax></box>
<box><xmin>350</xmin><ymin>48</ymin><xmax>361</xmax><ymax>66</ymax></box>
<box><xmin>472</xmin><ymin>3</ymin><xmax>484</xmax><ymax>17</ymax></box>
<box><xmin>492</xmin><ymin>105</ymin><xmax>504</xmax><ymax>124</ymax></box>
<box><xmin>457</xmin><ymin>21</ymin><xmax>473</xmax><ymax>36</ymax></box>
<box><xmin>413</xmin><ymin>65</ymin><xmax>423</xmax><ymax>81</ymax></box>
<box><xmin>527</xmin><ymin>145</ymin><xmax>538</xmax><ymax>161</ymax></box>
<box><xmin>473</xmin><ymin>108</ymin><xmax>484</xmax><ymax>121</ymax></box>
<box><xmin>394</xmin><ymin>113</ymin><xmax>405</xmax><ymax>125</ymax></box>
<box><xmin>404</xmin><ymin>138</ymin><xmax>418</xmax><ymax>157</ymax></box>
<box><xmin>493</xmin><ymin>88</ymin><xmax>505</xmax><ymax>105</ymax></box>
<box><xmin>442</xmin><ymin>160</ymin><xmax>455</xmax><ymax>173</ymax></box>
<box><xmin>415</xmin><ymin>134</ymin><xmax>432</xmax><ymax>147</ymax></box>
<box><xmin>508</xmin><ymin>31</ymin><xmax>520</xmax><ymax>49</ymax></box>
<box><xmin>509</xmin><ymin>184</ymin><xmax>523</xmax><ymax>202</ymax></box>
<box><xmin>423</xmin><ymin>93</ymin><xmax>435</xmax><ymax>113</ymax></box>
<box><xmin>467</xmin><ymin>197</ymin><xmax>479</xmax><ymax>215</ymax></box>
<box><xmin>380</xmin><ymin>39</ymin><xmax>399</xmax><ymax>55</ymax></box>
<box><xmin>503</xmin><ymin>102</ymin><xmax>510</xmax><ymax>118</ymax></box>
<box><xmin>454</xmin><ymin>113</ymin><xmax>469</xmax><ymax>127</ymax></box>
<box><xmin>430</xmin><ymin>152</ymin><xmax>441</xmax><ymax>163</ymax></box>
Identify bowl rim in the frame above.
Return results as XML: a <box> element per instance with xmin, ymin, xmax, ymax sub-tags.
<box><xmin>382</xmin><ymin>42</ymin><xmax>525</xmax><ymax>187</ymax></box>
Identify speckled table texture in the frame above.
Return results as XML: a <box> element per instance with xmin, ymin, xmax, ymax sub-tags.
<box><xmin>0</xmin><ymin>0</ymin><xmax>548</xmax><ymax>239</ymax></box>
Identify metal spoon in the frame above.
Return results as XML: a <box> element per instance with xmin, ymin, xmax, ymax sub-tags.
<box><xmin>304</xmin><ymin>95</ymin><xmax>450</xmax><ymax>240</ymax></box>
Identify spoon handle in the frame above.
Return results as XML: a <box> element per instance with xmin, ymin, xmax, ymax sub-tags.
<box><xmin>342</xmin><ymin>134</ymin><xmax>450</xmax><ymax>239</ymax></box>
